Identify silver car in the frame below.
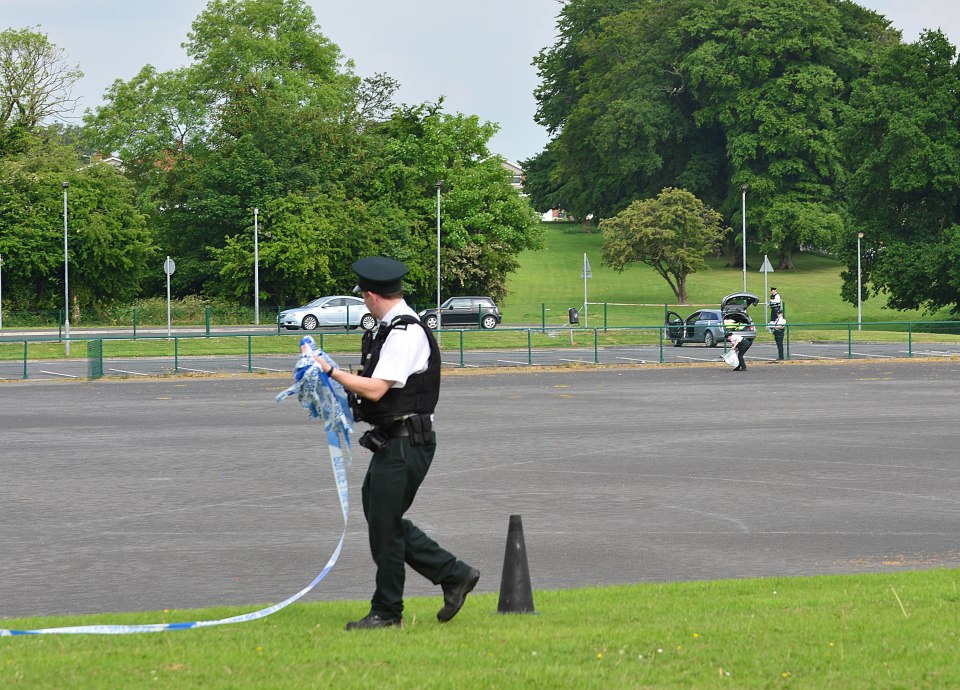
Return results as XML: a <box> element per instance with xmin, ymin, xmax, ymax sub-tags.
<box><xmin>279</xmin><ymin>295</ymin><xmax>377</xmax><ymax>331</ymax></box>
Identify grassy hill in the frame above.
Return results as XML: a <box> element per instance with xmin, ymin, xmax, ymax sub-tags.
<box><xmin>502</xmin><ymin>223</ymin><xmax>951</xmax><ymax>327</ymax></box>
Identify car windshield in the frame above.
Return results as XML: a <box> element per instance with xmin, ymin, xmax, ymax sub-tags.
<box><xmin>303</xmin><ymin>297</ymin><xmax>328</xmax><ymax>308</ymax></box>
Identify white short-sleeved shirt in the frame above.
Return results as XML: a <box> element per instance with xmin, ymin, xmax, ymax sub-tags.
<box><xmin>371</xmin><ymin>302</ymin><xmax>431</xmax><ymax>388</ymax></box>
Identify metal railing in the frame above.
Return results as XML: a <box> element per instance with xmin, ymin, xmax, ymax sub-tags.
<box><xmin>2</xmin><ymin>320</ymin><xmax>959</xmax><ymax>381</ymax></box>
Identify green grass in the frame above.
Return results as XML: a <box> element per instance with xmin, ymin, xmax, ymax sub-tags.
<box><xmin>502</xmin><ymin>223</ymin><xmax>956</xmax><ymax>327</ymax></box>
<box><xmin>3</xmin><ymin>569</ymin><xmax>959</xmax><ymax>688</ymax></box>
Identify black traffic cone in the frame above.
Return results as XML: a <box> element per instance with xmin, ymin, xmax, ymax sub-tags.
<box><xmin>497</xmin><ymin>514</ymin><xmax>535</xmax><ymax>613</ymax></box>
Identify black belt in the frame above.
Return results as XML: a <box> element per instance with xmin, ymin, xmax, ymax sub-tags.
<box><xmin>381</xmin><ymin>420</ymin><xmax>410</xmax><ymax>438</ymax></box>
<box><xmin>376</xmin><ymin>414</ymin><xmax>434</xmax><ymax>438</ymax></box>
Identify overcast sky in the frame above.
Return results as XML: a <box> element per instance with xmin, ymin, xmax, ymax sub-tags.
<box><xmin>2</xmin><ymin>1</ymin><xmax>957</xmax><ymax>164</ymax></box>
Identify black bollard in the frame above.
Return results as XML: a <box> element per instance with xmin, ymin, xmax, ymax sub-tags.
<box><xmin>497</xmin><ymin>514</ymin><xmax>535</xmax><ymax>614</ymax></box>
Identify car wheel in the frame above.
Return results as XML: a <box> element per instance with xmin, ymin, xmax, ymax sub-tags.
<box><xmin>672</xmin><ymin>339</ymin><xmax>683</xmax><ymax>347</ymax></box>
<box><xmin>704</xmin><ymin>331</ymin><xmax>716</xmax><ymax>348</ymax></box>
<box><xmin>481</xmin><ymin>315</ymin><xmax>498</xmax><ymax>330</ymax></box>
<box><xmin>424</xmin><ymin>314</ymin><xmax>439</xmax><ymax>330</ymax></box>
<box><xmin>360</xmin><ymin>314</ymin><xmax>377</xmax><ymax>331</ymax></box>
<box><xmin>301</xmin><ymin>315</ymin><xmax>319</xmax><ymax>330</ymax></box>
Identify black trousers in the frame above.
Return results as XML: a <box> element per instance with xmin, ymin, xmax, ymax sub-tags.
<box><xmin>735</xmin><ymin>338</ymin><xmax>753</xmax><ymax>369</ymax></box>
<box><xmin>773</xmin><ymin>329</ymin><xmax>785</xmax><ymax>359</ymax></box>
<box><xmin>361</xmin><ymin>432</ymin><xmax>465</xmax><ymax>619</ymax></box>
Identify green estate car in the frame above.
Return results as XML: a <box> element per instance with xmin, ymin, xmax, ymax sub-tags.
<box><xmin>665</xmin><ymin>292</ymin><xmax>759</xmax><ymax>347</ymax></box>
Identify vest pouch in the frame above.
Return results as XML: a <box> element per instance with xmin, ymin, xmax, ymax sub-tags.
<box><xmin>405</xmin><ymin>414</ymin><xmax>433</xmax><ymax>446</ymax></box>
<box><xmin>348</xmin><ymin>391</ymin><xmax>366</xmax><ymax>423</ymax></box>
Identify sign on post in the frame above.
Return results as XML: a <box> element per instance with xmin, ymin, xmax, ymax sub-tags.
<box><xmin>759</xmin><ymin>254</ymin><xmax>774</xmax><ymax>317</ymax></box>
<box><xmin>164</xmin><ymin>256</ymin><xmax>176</xmax><ymax>337</ymax></box>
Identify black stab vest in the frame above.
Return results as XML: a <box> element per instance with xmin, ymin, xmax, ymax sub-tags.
<box><xmin>354</xmin><ymin>314</ymin><xmax>441</xmax><ymax>426</ymax></box>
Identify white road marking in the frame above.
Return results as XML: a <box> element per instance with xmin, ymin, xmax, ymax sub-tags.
<box><xmin>38</xmin><ymin>370</ymin><xmax>78</xmax><ymax>378</ymax></box>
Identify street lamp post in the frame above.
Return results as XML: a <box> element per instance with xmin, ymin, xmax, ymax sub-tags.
<box><xmin>253</xmin><ymin>207</ymin><xmax>260</xmax><ymax>326</ymax></box>
<box><xmin>0</xmin><ymin>253</ymin><xmax>4</xmax><ymax>330</ymax></box>
<box><xmin>857</xmin><ymin>231</ymin><xmax>864</xmax><ymax>331</ymax></box>
<box><xmin>435</xmin><ymin>181</ymin><xmax>442</xmax><ymax>337</ymax></box>
<box><xmin>62</xmin><ymin>181</ymin><xmax>70</xmax><ymax>355</ymax></box>
<box><xmin>741</xmin><ymin>184</ymin><xmax>748</xmax><ymax>293</ymax></box>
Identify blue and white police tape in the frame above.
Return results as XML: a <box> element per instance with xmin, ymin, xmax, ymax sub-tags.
<box><xmin>0</xmin><ymin>351</ymin><xmax>352</xmax><ymax>636</ymax></box>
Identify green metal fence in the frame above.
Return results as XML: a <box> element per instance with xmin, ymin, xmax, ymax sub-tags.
<box><xmin>87</xmin><ymin>339</ymin><xmax>103</xmax><ymax>380</ymax></box>
<box><xmin>2</xmin><ymin>320</ymin><xmax>959</xmax><ymax>381</ymax></box>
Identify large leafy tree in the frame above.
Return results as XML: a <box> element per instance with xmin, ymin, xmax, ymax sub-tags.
<box><xmin>86</xmin><ymin>0</ymin><xmax>359</xmax><ymax>296</ymax></box>
<box><xmin>86</xmin><ymin>0</ymin><xmax>539</xmax><ymax>306</ymax></box>
<box><xmin>600</xmin><ymin>187</ymin><xmax>727</xmax><ymax>302</ymax></box>
<box><xmin>838</xmin><ymin>30</ymin><xmax>960</xmax><ymax>313</ymax></box>
<box><xmin>678</xmin><ymin>0</ymin><xmax>886</xmax><ymax>269</ymax></box>
<box><xmin>527</xmin><ymin>0</ymin><xmax>892</xmax><ymax>270</ymax></box>
<box><xmin>0</xmin><ymin>130</ymin><xmax>154</xmax><ymax>316</ymax></box>
<box><xmin>360</xmin><ymin>103</ymin><xmax>543</xmax><ymax>304</ymax></box>
<box><xmin>0</xmin><ymin>28</ymin><xmax>152</xmax><ymax>317</ymax></box>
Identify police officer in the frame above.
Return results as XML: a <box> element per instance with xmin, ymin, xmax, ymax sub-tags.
<box><xmin>769</xmin><ymin>287</ymin><xmax>783</xmax><ymax>319</ymax></box>
<box><xmin>728</xmin><ymin>331</ymin><xmax>752</xmax><ymax>371</ymax></box>
<box><xmin>770</xmin><ymin>311</ymin><xmax>787</xmax><ymax>360</ymax></box>
<box><xmin>310</xmin><ymin>256</ymin><xmax>479</xmax><ymax>630</ymax></box>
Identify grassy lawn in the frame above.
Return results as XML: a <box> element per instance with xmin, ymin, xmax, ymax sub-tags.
<box><xmin>501</xmin><ymin>223</ymin><xmax>955</xmax><ymax>327</ymax></box>
<box><xmin>3</xmin><ymin>569</ymin><xmax>958</xmax><ymax>688</ymax></box>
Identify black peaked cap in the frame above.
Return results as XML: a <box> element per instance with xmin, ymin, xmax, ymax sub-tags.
<box><xmin>352</xmin><ymin>256</ymin><xmax>408</xmax><ymax>295</ymax></box>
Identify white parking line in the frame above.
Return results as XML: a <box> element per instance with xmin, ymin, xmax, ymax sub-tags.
<box><xmin>497</xmin><ymin>359</ymin><xmax>543</xmax><ymax>366</ymax></box>
<box><xmin>249</xmin><ymin>366</ymin><xmax>286</xmax><ymax>372</ymax></box>
<box><xmin>108</xmin><ymin>368</ymin><xmax>150</xmax><ymax>376</ymax></box>
<box><xmin>906</xmin><ymin>350</ymin><xmax>958</xmax><ymax>357</ymax></box>
<box><xmin>178</xmin><ymin>366</ymin><xmax>216</xmax><ymax>374</ymax></box>
<box><xmin>851</xmin><ymin>351</ymin><xmax>893</xmax><ymax>358</ymax></box>
<box><xmin>441</xmin><ymin>360</ymin><xmax>478</xmax><ymax>368</ymax></box>
<box><xmin>38</xmin><ymin>370</ymin><xmax>79</xmax><ymax>378</ymax></box>
<box><xmin>676</xmin><ymin>355</ymin><xmax>716</xmax><ymax>362</ymax></box>
<box><xmin>790</xmin><ymin>352</ymin><xmax>829</xmax><ymax>359</ymax></box>
<box><xmin>615</xmin><ymin>356</ymin><xmax>648</xmax><ymax>363</ymax></box>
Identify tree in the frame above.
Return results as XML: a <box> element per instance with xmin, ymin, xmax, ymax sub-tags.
<box><xmin>0</xmin><ymin>129</ymin><xmax>154</xmax><ymax>317</ymax></box>
<box><xmin>528</xmin><ymin>0</ymin><xmax>704</xmax><ymax>222</ymax></box>
<box><xmin>212</xmin><ymin>187</ymin><xmax>390</xmax><ymax>307</ymax></box>
<box><xmin>678</xmin><ymin>0</ymin><xmax>886</xmax><ymax>269</ymax></box>
<box><xmin>85</xmin><ymin>0</ymin><xmax>361</xmax><ymax>297</ymax></box>
<box><xmin>361</xmin><ymin>103</ymin><xmax>544</xmax><ymax>304</ymax></box>
<box><xmin>838</xmin><ymin>30</ymin><xmax>960</xmax><ymax>313</ymax></box>
<box><xmin>85</xmin><ymin>0</ymin><xmax>541</xmax><ymax>307</ymax></box>
<box><xmin>0</xmin><ymin>27</ymin><xmax>82</xmax><ymax>138</ymax></box>
<box><xmin>599</xmin><ymin>187</ymin><xmax>727</xmax><ymax>302</ymax></box>
<box><xmin>527</xmin><ymin>0</ymin><xmax>892</xmax><ymax>269</ymax></box>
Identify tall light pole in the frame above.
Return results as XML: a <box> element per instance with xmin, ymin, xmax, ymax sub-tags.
<box><xmin>435</xmin><ymin>180</ymin><xmax>442</xmax><ymax>336</ymax></box>
<box><xmin>253</xmin><ymin>207</ymin><xmax>260</xmax><ymax>326</ymax></box>
<box><xmin>741</xmin><ymin>184</ymin><xmax>748</xmax><ymax>293</ymax></box>
<box><xmin>857</xmin><ymin>231</ymin><xmax>864</xmax><ymax>331</ymax></box>
<box><xmin>0</xmin><ymin>253</ymin><xmax>4</xmax><ymax>330</ymax></box>
<box><xmin>62</xmin><ymin>181</ymin><xmax>70</xmax><ymax>355</ymax></box>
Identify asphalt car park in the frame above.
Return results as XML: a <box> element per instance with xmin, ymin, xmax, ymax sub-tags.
<box><xmin>3</xmin><ymin>361</ymin><xmax>960</xmax><ymax>619</ymax></box>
